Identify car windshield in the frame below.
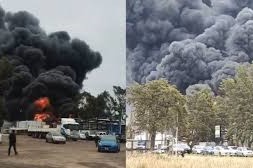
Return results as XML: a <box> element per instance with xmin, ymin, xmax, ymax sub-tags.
<box><xmin>101</xmin><ymin>136</ymin><xmax>116</xmax><ymax>142</ymax></box>
<box><xmin>63</xmin><ymin>124</ymin><xmax>79</xmax><ymax>131</ymax></box>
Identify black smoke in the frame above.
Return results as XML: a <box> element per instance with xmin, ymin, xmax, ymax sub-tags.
<box><xmin>126</xmin><ymin>0</ymin><xmax>253</xmax><ymax>94</ymax></box>
<box><xmin>0</xmin><ymin>6</ymin><xmax>102</xmax><ymax>121</ymax></box>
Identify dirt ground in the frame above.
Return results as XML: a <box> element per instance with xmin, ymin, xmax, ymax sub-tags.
<box><xmin>0</xmin><ymin>134</ymin><xmax>125</xmax><ymax>168</ymax></box>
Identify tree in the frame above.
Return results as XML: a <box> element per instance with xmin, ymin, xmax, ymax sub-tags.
<box><xmin>219</xmin><ymin>64</ymin><xmax>253</xmax><ymax>147</ymax></box>
<box><xmin>76</xmin><ymin>91</ymin><xmax>97</xmax><ymax>119</ymax></box>
<box><xmin>112</xmin><ymin>86</ymin><xmax>126</xmax><ymax>126</ymax></box>
<box><xmin>127</xmin><ymin>79</ymin><xmax>185</xmax><ymax>149</ymax></box>
<box><xmin>184</xmin><ymin>88</ymin><xmax>216</xmax><ymax>148</ymax></box>
<box><xmin>77</xmin><ymin>90</ymin><xmax>120</xmax><ymax>120</ymax></box>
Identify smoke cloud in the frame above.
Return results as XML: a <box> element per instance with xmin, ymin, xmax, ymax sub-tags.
<box><xmin>0</xmin><ymin>7</ymin><xmax>102</xmax><ymax>121</ymax></box>
<box><xmin>127</xmin><ymin>0</ymin><xmax>253</xmax><ymax>94</ymax></box>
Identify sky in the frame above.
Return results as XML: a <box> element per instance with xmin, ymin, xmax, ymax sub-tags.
<box><xmin>0</xmin><ymin>0</ymin><xmax>126</xmax><ymax>96</ymax></box>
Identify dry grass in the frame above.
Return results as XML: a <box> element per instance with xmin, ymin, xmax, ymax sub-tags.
<box><xmin>126</xmin><ymin>152</ymin><xmax>253</xmax><ymax>168</ymax></box>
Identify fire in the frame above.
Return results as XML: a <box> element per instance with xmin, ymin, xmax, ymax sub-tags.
<box><xmin>34</xmin><ymin>113</ymin><xmax>50</xmax><ymax>122</ymax></box>
<box><xmin>34</xmin><ymin>97</ymin><xmax>53</xmax><ymax>122</ymax></box>
<box><xmin>34</xmin><ymin>97</ymin><xmax>50</xmax><ymax>110</ymax></box>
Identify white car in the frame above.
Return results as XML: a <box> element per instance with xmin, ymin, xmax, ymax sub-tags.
<box><xmin>237</xmin><ymin>147</ymin><xmax>253</xmax><ymax>157</ymax></box>
<box><xmin>136</xmin><ymin>145</ymin><xmax>146</xmax><ymax>149</ymax></box>
<box><xmin>79</xmin><ymin>130</ymin><xmax>88</xmax><ymax>140</ymax></box>
<box><xmin>227</xmin><ymin>146</ymin><xmax>238</xmax><ymax>156</ymax></box>
<box><xmin>0</xmin><ymin>133</ymin><xmax>2</xmax><ymax>144</ymax></box>
<box><xmin>153</xmin><ymin>148</ymin><xmax>164</xmax><ymax>154</ymax></box>
<box><xmin>135</xmin><ymin>141</ymin><xmax>146</xmax><ymax>150</ymax></box>
<box><xmin>192</xmin><ymin>145</ymin><xmax>205</xmax><ymax>154</ymax></box>
<box><xmin>153</xmin><ymin>145</ymin><xmax>168</xmax><ymax>154</ymax></box>
<box><xmin>172</xmin><ymin>144</ymin><xmax>190</xmax><ymax>153</ymax></box>
<box><xmin>97</xmin><ymin>131</ymin><xmax>107</xmax><ymax>136</ymax></box>
<box><xmin>46</xmin><ymin>132</ymin><xmax>66</xmax><ymax>144</ymax></box>
<box><xmin>213</xmin><ymin>146</ymin><xmax>230</xmax><ymax>156</ymax></box>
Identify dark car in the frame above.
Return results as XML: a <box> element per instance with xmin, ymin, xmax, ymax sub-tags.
<box><xmin>98</xmin><ymin>135</ymin><xmax>120</xmax><ymax>153</ymax></box>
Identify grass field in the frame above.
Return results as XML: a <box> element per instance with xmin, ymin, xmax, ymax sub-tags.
<box><xmin>126</xmin><ymin>152</ymin><xmax>253</xmax><ymax>168</ymax></box>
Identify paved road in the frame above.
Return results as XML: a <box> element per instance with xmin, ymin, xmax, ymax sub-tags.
<box><xmin>0</xmin><ymin>135</ymin><xmax>125</xmax><ymax>168</ymax></box>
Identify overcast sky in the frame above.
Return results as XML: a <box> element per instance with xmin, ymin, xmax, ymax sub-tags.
<box><xmin>0</xmin><ymin>0</ymin><xmax>126</xmax><ymax>96</ymax></box>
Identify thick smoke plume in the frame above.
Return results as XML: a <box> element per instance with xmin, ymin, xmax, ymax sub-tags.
<box><xmin>0</xmin><ymin>6</ymin><xmax>102</xmax><ymax>121</ymax></box>
<box><xmin>127</xmin><ymin>0</ymin><xmax>253</xmax><ymax>94</ymax></box>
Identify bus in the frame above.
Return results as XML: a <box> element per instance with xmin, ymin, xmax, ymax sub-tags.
<box><xmin>76</xmin><ymin>118</ymin><xmax>125</xmax><ymax>141</ymax></box>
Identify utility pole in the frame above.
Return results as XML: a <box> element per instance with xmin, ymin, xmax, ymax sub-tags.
<box><xmin>175</xmin><ymin>111</ymin><xmax>178</xmax><ymax>156</ymax></box>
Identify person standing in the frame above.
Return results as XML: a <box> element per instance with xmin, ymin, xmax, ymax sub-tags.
<box><xmin>8</xmin><ymin>130</ymin><xmax>18</xmax><ymax>156</ymax></box>
<box><xmin>94</xmin><ymin>134</ymin><xmax>100</xmax><ymax>147</ymax></box>
<box><xmin>85</xmin><ymin>132</ymin><xmax>89</xmax><ymax>141</ymax></box>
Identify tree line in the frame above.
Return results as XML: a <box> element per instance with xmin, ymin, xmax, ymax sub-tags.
<box><xmin>76</xmin><ymin>86</ymin><xmax>126</xmax><ymax>121</ymax></box>
<box><xmin>127</xmin><ymin>63</ymin><xmax>253</xmax><ymax>149</ymax></box>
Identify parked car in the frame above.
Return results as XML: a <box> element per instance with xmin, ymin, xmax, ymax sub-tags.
<box><xmin>213</xmin><ymin>146</ymin><xmax>230</xmax><ymax>156</ymax></box>
<box><xmin>236</xmin><ymin>147</ymin><xmax>253</xmax><ymax>157</ymax></box>
<box><xmin>192</xmin><ymin>145</ymin><xmax>205</xmax><ymax>154</ymax></box>
<box><xmin>79</xmin><ymin>130</ymin><xmax>88</xmax><ymax>140</ymax></box>
<box><xmin>70</xmin><ymin>130</ymin><xmax>79</xmax><ymax>141</ymax></box>
<box><xmin>227</xmin><ymin>146</ymin><xmax>238</xmax><ymax>156</ymax></box>
<box><xmin>98</xmin><ymin>135</ymin><xmax>120</xmax><ymax>153</ymax></box>
<box><xmin>153</xmin><ymin>145</ymin><xmax>168</xmax><ymax>154</ymax></box>
<box><xmin>172</xmin><ymin>144</ymin><xmax>190</xmax><ymax>154</ymax></box>
<box><xmin>202</xmin><ymin>146</ymin><xmax>214</xmax><ymax>155</ymax></box>
<box><xmin>97</xmin><ymin>131</ymin><xmax>107</xmax><ymax>136</ymax></box>
<box><xmin>135</xmin><ymin>140</ymin><xmax>146</xmax><ymax>150</ymax></box>
<box><xmin>46</xmin><ymin>131</ymin><xmax>66</xmax><ymax>144</ymax></box>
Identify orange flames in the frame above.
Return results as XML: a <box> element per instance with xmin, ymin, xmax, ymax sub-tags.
<box><xmin>34</xmin><ymin>113</ymin><xmax>51</xmax><ymax>122</ymax></box>
<box><xmin>34</xmin><ymin>97</ymin><xmax>50</xmax><ymax>110</ymax></box>
<box><xmin>34</xmin><ymin>97</ymin><xmax>52</xmax><ymax>122</ymax></box>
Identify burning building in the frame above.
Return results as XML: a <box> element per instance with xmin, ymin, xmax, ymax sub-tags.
<box><xmin>0</xmin><ymin>6</ymin><xmax>102</xmax><ymax>121</ymax></box>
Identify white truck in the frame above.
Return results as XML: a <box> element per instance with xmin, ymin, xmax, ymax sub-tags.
<box><xmin>14</xmin><ymin>118</ymin><xmax>80</xmax><ymax>140</ymax></box>
<box><xmin>60</xmin><ymin>118</ymin><xmax>80</xmax><ymax>140</ymax></box>
<box><xmin>12</xmin><ymin>121</ymin><xmax>59</xmax><ymax>138</ymax></box>
<box><xmin>27</xmin><ymin>121</ymin><xmax>60</xmax><ymax>138</ymax></box>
